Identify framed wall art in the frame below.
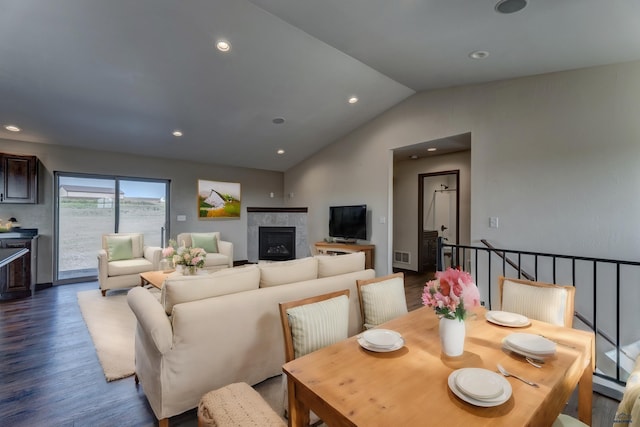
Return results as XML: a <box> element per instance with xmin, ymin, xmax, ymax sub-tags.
<box><xmin>197</xmin><ymin>179</ymin><xmax>241</xmax><ymax>219</ymax></box>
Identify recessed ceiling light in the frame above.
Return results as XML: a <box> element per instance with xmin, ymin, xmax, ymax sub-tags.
<box><xmin>216</xmin><ymin>40</ymin><xmax>231</xmax><ymax>52</ymax></box>
<box><xmin>272</xmin><ymin>117</ymin><xmax>285</xmax><ymax>124</ymax></box>
<box><xmin>277</xmin><ymin>149</ymin><xmax>285</xmax><ymax>155</ymax></box>
<box><xmin>410</xmin><ymin>154</ymin><xmax>419</xmax><ymax>160</ymax></box>
<box><xmin>172</xmin><ymin>130</ymin><xmax>183</xmax><ymax>137</ymax></box>
<box><xmin>495</xmin><ymin>0</ymin><xmax>527</xmax><ymax>14</ymax></box>
<box><xmin>4</xmin><ymin>125</ymin><xmax>21</xmax><ymax>132</ymax></box>
<box><xmin>348</xmin><ymin>96</ymin><xmax>359</xmax><ymax>104</ymax></box>
<box><xmin>469</xmin><ymin>50</ymin><xmax>489</xmax><ymax>60</ymax></box>
<box><xmin>427</xmin><ymin>147</ymin><xmax>437</xmax><ymax>152</ymax></box>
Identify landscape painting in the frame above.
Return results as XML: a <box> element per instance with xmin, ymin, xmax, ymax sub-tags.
<box><xmin>197</xmin><ymin>179</ymin><xmax>241</xmax><ymax>219</ymax></box>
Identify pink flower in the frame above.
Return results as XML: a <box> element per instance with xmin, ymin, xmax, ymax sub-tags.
<box><xmin>422</xmin><ymin>267</ymin><xmax>480</xmax><ymax>321</ymax></box>
<box><xmin>162</xmin><ymin>246</ymin><xmax>175</xmax><ymax>258</ymax></box>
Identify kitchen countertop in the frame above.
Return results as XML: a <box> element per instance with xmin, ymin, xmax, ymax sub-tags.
<box><xmin>0</xmin><ymin>228</ymin><xmax>39</xmax><ymax>239</ymax></box>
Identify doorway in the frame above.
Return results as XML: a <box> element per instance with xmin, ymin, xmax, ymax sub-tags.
<box><xmin>418</xmin><ymin>170</ymin><xmax>459</xmax><ymax>273</ymax></box>
<box><xmin>54</xmin><ymin>172</ymin><xmax>170</xmax><ymax>284</ymax></box>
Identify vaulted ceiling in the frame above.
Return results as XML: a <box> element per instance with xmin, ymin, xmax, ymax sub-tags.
<box><xmin>1</xmin><ymin>0</ymin><xmax>639</xmax><ymax>171</ymax></box>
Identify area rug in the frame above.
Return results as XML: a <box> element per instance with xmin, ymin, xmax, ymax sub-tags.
<box><xmin>77</xmin><ymin>289</ymin><xmax>136</xmax><ymax>382</ymax></box>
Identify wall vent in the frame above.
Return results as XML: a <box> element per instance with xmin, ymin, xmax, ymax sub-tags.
<box><xmin>394</xmin><ymin>251</ymin><xmax>411</xmax><ymax>264</ymax></box>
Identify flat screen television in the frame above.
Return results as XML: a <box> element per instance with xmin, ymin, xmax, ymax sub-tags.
<box><xmin>329</xmin><ymin>205</ymin><xmax>367</xmax><ymax>242</ymax></box>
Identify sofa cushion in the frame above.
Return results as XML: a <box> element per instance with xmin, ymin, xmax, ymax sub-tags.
<box><xmin>107</xmin><ymin>258</ymin><xmax>154</xmax><ymax>275</ymax></box>
<box><xmin>161</xmin><ymin>264</ymin><xmax>260</xmax><ymax>314</ymax></box>
<box><xmin>203</xmin><ymin>253</ymin><xmax>230</xmax><ymax>267</ymax></box>
<box><xmin>191</xmin><ymin>233</ymin><xmax>219</xmax><ymax>253</ymax></box>
<box><xmin>286</xmin><ymin>294</ymin><xmax>349</xmax><ymax>359</ymax></box>
<box><xmin>316</xmin><ymin>252</ymin><xmax>365</xmax><ymax>277</ymax></box>
<box><xmin>259</xmin><ymin>257</ymin><xmax>318</xmax><ymax>288</ymax></box>
<box><xmin>107</xmin><ymin>235</ymin><xmax>133</xmax><ymax>261</ymax></box>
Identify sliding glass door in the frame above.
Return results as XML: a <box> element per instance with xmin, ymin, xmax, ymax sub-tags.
<box><xmin>54</xmin><ymin>173</ymin><xmax>169</xmax><ymax>284</ymax></box>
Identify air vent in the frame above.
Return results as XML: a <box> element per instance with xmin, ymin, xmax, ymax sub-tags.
<box><xmin>394</xmin><ymin>251</ymin><xmax>411</xmax><ymax>264</ymax></box>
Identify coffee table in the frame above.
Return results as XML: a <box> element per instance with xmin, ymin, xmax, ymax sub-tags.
<box><xmin>139</xmin><ymin>270</ymin><xmax>174</xmax><ymax>290</ymax></box>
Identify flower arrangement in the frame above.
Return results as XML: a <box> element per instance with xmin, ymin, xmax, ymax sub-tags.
<box><xmin>162</xmin><ymin>239</ymin><xmax>207</xmax><ymax>270</ymax></box>
<box><xmin>422</xmin><ymin>267</ymin><xmax>480</xmax><ymax>321</ymax></box>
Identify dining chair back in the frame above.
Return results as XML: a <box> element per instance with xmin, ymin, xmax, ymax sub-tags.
<box><xmin>279</xmin><ymin>289</ymin><xmax>351</xmax><ymax>362</ymax></box>
<box><xmin>356</xmin><ymin>272</ymin><xmax>408</xmax><ymax>330</ymax></box>
<box><xmin>279</xmin><ymin>289</ymin><xmax>351</xmax><ymax>425</ymax></box>
<box><xmin>498</xmin><ymin>276</ymin><xmax>576</xmax><ymax>327</ymax></box>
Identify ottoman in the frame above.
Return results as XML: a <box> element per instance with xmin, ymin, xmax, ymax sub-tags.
<box><xmin>197</xmin><ymin>382</ymin><xmax>286</xmax><ymax>427</ymax></box>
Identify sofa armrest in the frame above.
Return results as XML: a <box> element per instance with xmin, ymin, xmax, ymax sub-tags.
<box><xmin>127</xmin><ymin>287</ymin><xmax>173</xmax><ymax>354</ymax></box>
<box><xmin>218</xmin><ymin>240</ymin><xmax>234</xmax><ymax>267</ymax></box>
<box><xmin>144</xmin><ymin>246</ymin><xmax>163</xmax><ymax>269</ymax></box>
<box><xmin>97</xmin><ymin>249</ymin><xmax>108</xmax><ymax>282</ymax></box>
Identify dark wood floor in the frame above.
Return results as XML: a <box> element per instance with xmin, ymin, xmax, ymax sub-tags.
<box><xmin>0</xmin><ymin>274</ymin><xmax>620</xmax><ymax>426</ymax></box>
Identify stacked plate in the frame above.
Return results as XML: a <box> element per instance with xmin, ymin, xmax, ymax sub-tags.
<box><xmin>358</xmin><ymin>329</ymin><xmax>404</xmax><ymax>352</ymax></box>
<box><xmin>448</xmin><ymin>368</ymin><xmax>512</xmax><ymax>407</ymax></box>
<box><xmin>485</xmin><ymin>310</ymin><xmax>530</xmax><ymax>327</ymax></box>
<box><xmin>503</xmin><ymin>333</ymin><xmax>556</xmax><ymax>359</ymax></box>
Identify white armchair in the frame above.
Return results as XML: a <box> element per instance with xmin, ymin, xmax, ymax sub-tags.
<box><xmin>97</xmin><ymin>233</ymin><xmax>162</xmax><ymax>296</ymax></box>
<box><xmin>176</xmin><ymin>232</ymin><xmax>233</xmax><ymax>271</ymax></box>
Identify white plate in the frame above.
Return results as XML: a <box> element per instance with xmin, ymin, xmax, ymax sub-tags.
<box><xmin>358</xmin><ymin>336</ymin><xmax>405</xmax><ymax>352</ymax></box>
<box><xmin>362</xmin><ymin>329</ymin><xmax>403</xmax><ymax>348</ymax></box>
<box><xmin>454</xmin><ymin>368</ymin><xmax>504</xmax><ymax>400</ymax></box>
<box><xmin>505</xmin><ymin>333</ymin><xmax>556</xmax><ymax>356</ymax></box>
<box><xmin>448</xmin><ymin>369</ymin><xmax>512</xmax><ymax>407</ymax></box>
<box><xmin>485</xmin><ymin>311</ymin><xmax>530</xmax><ymax>327</ymax></box>
<box><xmin>502</xmin><ymin>340</ymin><xmax>552</xmax><ymax>360</ymax></box>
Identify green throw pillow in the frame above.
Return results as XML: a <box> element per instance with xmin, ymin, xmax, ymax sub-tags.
<box><xmin>191</xmin><ymin>233</ymin><xmax>219</xmax><ymax>253</ymax></box>
<box><xmin>107</xmin><ymin>236</ymin><xmax>133</xmax><ymax>261</ymax></box>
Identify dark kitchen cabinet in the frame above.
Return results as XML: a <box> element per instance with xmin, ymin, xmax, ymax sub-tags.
<box><xmin>0</xmin><ymin>153</ymin><xmax>39</xmax><ymax>204</ymax></box>
<box><xmin>0</xmin><ymin>235</ymin><xmax>38</xmax><ymax>300</ymax></box>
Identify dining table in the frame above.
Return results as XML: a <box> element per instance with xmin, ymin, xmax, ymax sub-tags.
<box><xmin>282</xmin><ymin>306</ymin><xmax>595</xmax><ymax>427</ymax></box>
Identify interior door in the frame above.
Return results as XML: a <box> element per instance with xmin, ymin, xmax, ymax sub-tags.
<box><xmin>418</xmin><ymin>171</ymin><xmax>459</xmax><ymax>273</ymax></box>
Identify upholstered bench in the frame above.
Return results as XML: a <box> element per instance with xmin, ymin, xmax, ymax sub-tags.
<box><xmin>197</xmin><ymin>382</ymin><xmax>286</xmax><ymax>427</ymax></box>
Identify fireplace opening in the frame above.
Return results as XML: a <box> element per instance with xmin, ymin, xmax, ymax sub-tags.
<box><xmin>259</xmin><ymin>226</ymin><xmax>296</xmax><ymax>261</ymax></box>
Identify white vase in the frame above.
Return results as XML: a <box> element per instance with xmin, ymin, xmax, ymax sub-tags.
<box><xmin>439</xmin><ymin>317</ymin><xmax>466</xmax><ymax>357</ymax></box>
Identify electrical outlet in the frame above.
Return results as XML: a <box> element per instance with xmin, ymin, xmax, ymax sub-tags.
<box><xmin>489</xmin><ymin>217</ymin><xmax>499</xmax><ymax>228</ymax></box>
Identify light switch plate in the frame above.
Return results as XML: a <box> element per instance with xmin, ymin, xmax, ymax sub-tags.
<box><xmin>177</xmin><ymin>215</ymin><xmax>186</xmax><ymax>221</ymax></box>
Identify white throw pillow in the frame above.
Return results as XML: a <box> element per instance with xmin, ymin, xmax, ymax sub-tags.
<box><xmin>316</xmin><ymin>252</ymin><xmax>365</xmax><ymax>277</ymax></box>
<box><xmin>161</xmin><ymin>265</ymin><xmax>260</xmax><ymax>314</ymax></box>
<box><xmin>286</xmin><ymin>294</ymin><xmax>349</xmax><ymax>359</ymax></box>
<box><xmin>360</xmin><ymin>276</ymin><xmax>408</xmax><ymax>329</ymax></box>
<box><xmin>259</xmin><ymin>257</ymin><xmax>318</xmax><ymax>288</ymax></box>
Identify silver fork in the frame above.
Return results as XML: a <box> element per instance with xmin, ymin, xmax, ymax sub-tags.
<box><xmin>525</xmin><ymin>357</ymin><xmax>542</xmax><ymax>368</ymax></box>
<box><xmin>497</xmin><ymin>363</ymin><xmax>539</xmax><ymax>387</ymax></box>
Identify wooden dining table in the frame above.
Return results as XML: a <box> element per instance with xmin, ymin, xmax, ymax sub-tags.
<box><xmin>282</xmin><ymin>306</ymin><xmax>595</xmax><ymax>427</ymax></box>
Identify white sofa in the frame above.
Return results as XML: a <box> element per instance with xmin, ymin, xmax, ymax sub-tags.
<box><xmin>97</xmin><ymin>233</ymin><xmax>162</xmax><ymax>296</ymax></box>
<box><xmin>127</xmin><ymin>252</ymin><xmax>375</xmax><ymax>425</ymax></box>
<box><xmin>176</xmin><ymin>232</ymin><xmax>233</xmax><ymax>271</ymax></box>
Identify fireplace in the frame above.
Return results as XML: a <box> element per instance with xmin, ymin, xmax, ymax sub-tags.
<box><xmin>259</xmin><ymin>226</ymin><xmax>296</xmax><ymax>261</ymax></box>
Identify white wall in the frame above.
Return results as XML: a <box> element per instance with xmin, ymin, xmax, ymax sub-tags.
<box><xmin>284</xmin><ymin>60</ymin><xmax>640</xmax><ymax>281</ymax></box>
<box><xmin>0</xmin><ymin>139</ymin><xmax>283</xmax><ymax>284</ymax></box>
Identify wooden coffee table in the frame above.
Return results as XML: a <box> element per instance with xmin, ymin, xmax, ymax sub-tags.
<box><xmin>139</xmin><ymin>270</ymin><xmax>174</xmax><ymax>289</ymax></box>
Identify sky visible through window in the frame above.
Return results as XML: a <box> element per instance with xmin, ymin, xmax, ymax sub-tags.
<box><xmin>60</xmin><ymin>177</ymin><xmax>166</xmax><ymax>198</ymax></box>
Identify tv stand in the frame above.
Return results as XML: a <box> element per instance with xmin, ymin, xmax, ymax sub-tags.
<box><xmin>332</xmin><ymin>238</ymin><xmax>357</xmax><ymax>244</ymax></box>
<box><xmin>314</xmin><ymin>242</ymin><xmax>375</xmax><ymax>269</ymax></box>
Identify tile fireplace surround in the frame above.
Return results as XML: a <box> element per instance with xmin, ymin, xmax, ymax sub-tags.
<box><xmin>247</xmin><ymin>207</ymin><xmax>309</xmax><ymax>263</ymax></box>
